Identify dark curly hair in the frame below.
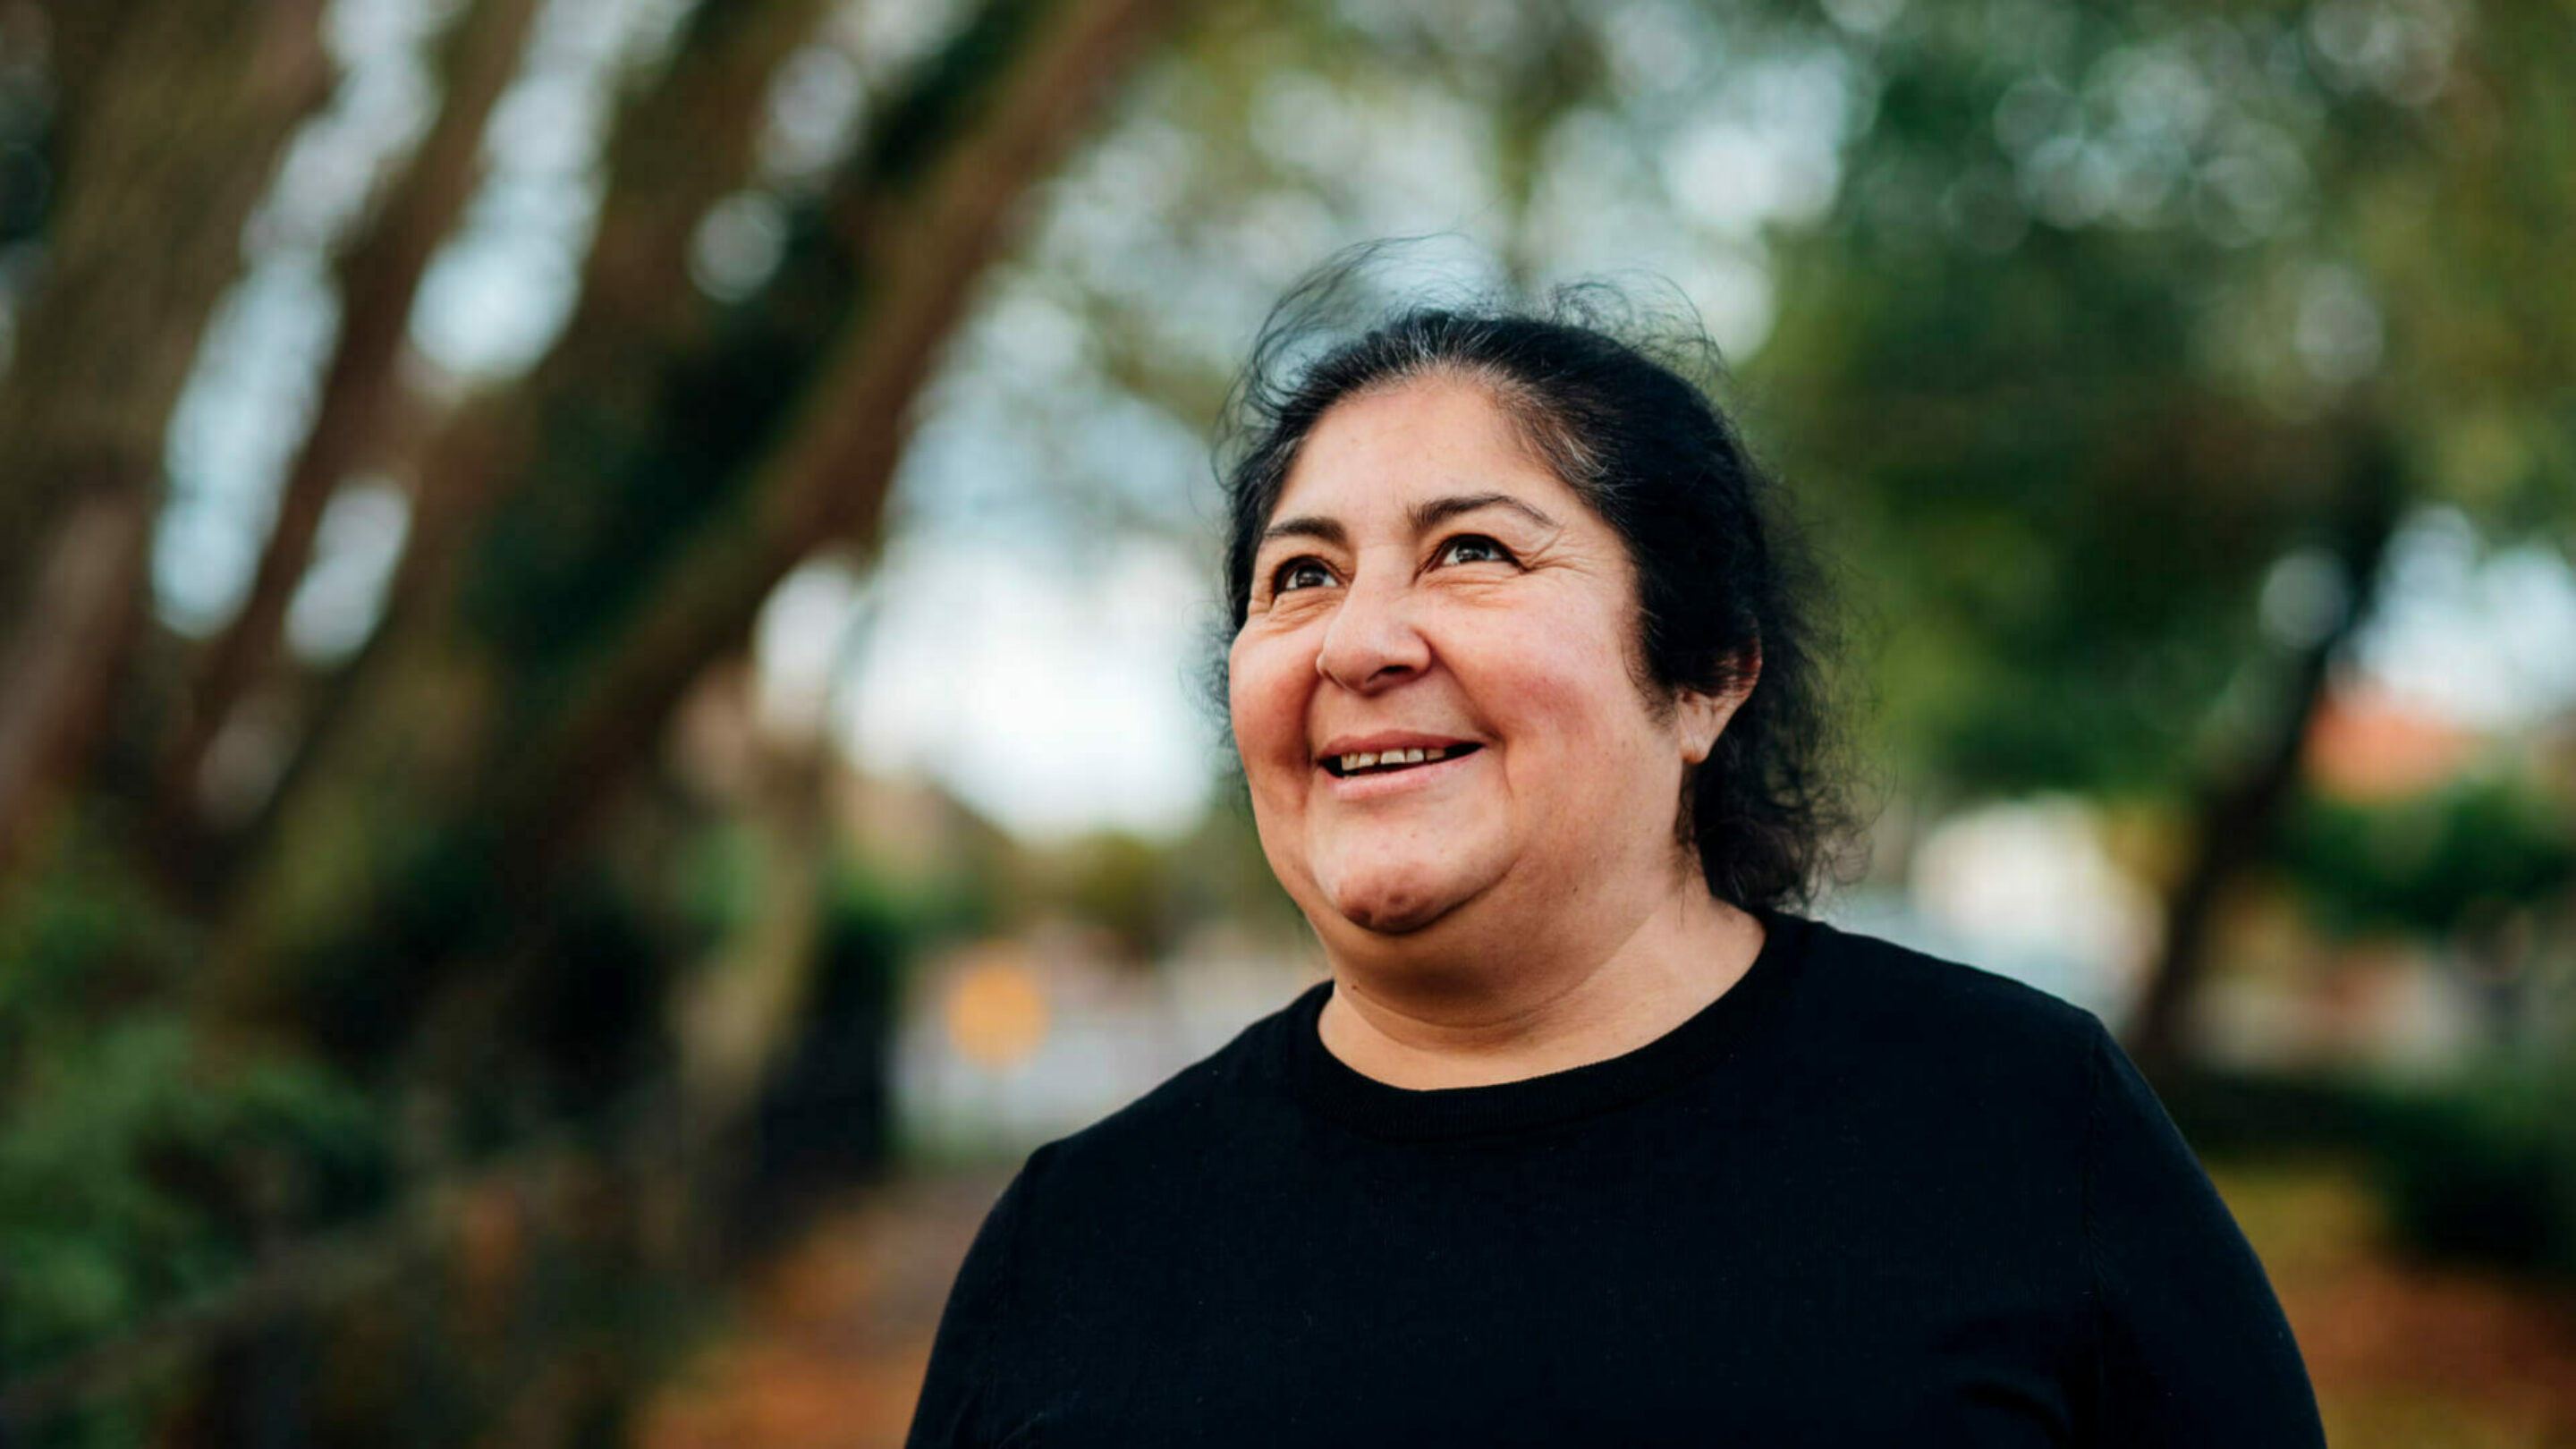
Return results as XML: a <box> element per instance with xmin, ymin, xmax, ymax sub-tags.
<box><xmin>1210</xmin><ymin>256</ymin><xmax>1865</xmax><ymax>914</ymax></box>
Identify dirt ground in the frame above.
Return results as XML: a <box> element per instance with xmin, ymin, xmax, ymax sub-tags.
<box><xmin>638</xmin><ymin>1161</ymin><xmax>2576</xmax><ymax>1448</ymax></box>
<box><xmin>2215</xmin><ymin>1164</ymin><xmax>2576</xmax><ymax>1448</ymax></box>
<box><xmin>639</xmin><ymin>1172</ymin><xmax>1006</xmax><ymax>1449</ymax></box>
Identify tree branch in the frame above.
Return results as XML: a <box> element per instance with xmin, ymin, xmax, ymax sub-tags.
<box><xmin>0</xmin><ymin>0</ymin><xmax>330</xmax><ymax>878</ymax></box>
<box><xmin>496</xmin><ymin>0</ymin><xmax>1179</xmax><ymax>873</ymax></box>
<box><xmin>211</xmin><ymin>0</ymin><xmax>1178</xmax><ymax>1025</ymax></box>
<box><xmin>2126</xmin><ymin>428</ymin><xmax>2405</xmax><ymax>1075</ymax></box>
<box><xmin>229</xmin><ymin>0</ymin><xmax>840</xmax><ymax>891</ymax></box>
<box><xmin>156</xmin><ymin>0</ymin><xmax>547</xmax><ymax>869</ymax></box>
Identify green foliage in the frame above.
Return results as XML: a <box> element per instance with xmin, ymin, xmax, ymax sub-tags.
<box><xmin>2166</xmin><ymin>1052</ymin><xmax>2576</xmax><ymax>1280</ymax></box>
<box><xmin>859</xmin><ymin>0</ymin><xmax>1044</xmax><ymax>191</ymax></box>
<box><xmin>0</xmin><ymin>19</ymin><xmax>52</xmax><ymax>253</ymax></box>
<box><xmin>0</xmin><ymin>1018</ymin><xmax>385</xmax><ymax>1367</ymax></box>
<box><xmin>0</xmin><ymin>822</ymin><xmax>192</xmax><ymax>1049</ymax></box>
<box><xmin>675</xmin><ymin>818</ymin><xmax>767</xmax><ymax>947</ymax></box>
<box><xmin>2371</xmin><ymin>1054</ymin><xmax>2576</xmax><ymax>1279</ymax></box>
<box><xmin>0</xmin><ymin>821</ymin><xmax>387</xmax><ymax>1390</ymax></box>
<box><xmin>1751</xmin><ymin>0</ymin><xmax>2574</xmax><ymax>802</ymax></box>
<box><xmin>2276</xmin><ymin>775</ymin><xmax>2576</xmax><ymax>938</ymax></box>
<box><xmin>829</xmin><ymin>848</ymin><xmax>1001</xmax><ymax>953</ymax></box>
<box><xmin>461</xmin><ymin>259</ymin><xmax>842</xmax><ymax>707</ymax></box>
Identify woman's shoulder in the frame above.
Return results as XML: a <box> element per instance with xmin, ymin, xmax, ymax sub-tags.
<box><xmin>1778</xmin><ymin>911</ymin><xmax>2115</xmax><ymax>1084</ymax></box>
<box><xmin>1733</xmin><ymin>915</ymin><xmax>2129</xmax><ymax>1190</ymax></box>
<box><xmin>1799</xmin><ymin>912</ymin><xmax>2104</xmax><ymax>1021</ymax></box>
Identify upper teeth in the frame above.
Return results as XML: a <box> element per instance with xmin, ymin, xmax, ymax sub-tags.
<box><xmin>1341</xmin><ymin>747</ymin><xmax>1443</xmax><ymax>771</ymax></box>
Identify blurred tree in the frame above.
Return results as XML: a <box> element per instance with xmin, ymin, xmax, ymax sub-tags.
<box><xmin>1745</xmin><ymin>0</ymin><xmax>2573</xmax><ymax>1066</ymax></box>
<box><xmin>2</xmin><ymin>0</ymin><xmax>1177</xmax><ymax>1439</ymax></box>
<box><xmin>0</xmin><ymin>0</ymin><xmax>331</xmax><ymax>877</ymax></box>
<box><xmin>213</xmin><ymin>0</ymin><xmax>1173</xmax><ymax>1038</ymax></box>
<box><xmin>156</xmin><ymin>0</ymin><xmax>548</xmax><ymax>858</ymax></box>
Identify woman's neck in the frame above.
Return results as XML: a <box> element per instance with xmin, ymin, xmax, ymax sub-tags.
<box><xmin>1313</xmin><ymin>883</ymin><xmax>1766</xmax><ymax>1090</ymax></box>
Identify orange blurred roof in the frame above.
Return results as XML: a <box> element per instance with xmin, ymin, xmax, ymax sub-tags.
<box><xmin>2302</xmin><ymin>686</ymin><xmax>2477</xmax><ymax>802</ymax></box>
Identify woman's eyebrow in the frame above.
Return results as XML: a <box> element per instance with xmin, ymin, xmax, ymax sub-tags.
<box><xmin>1410</xmin><ymin>491</ymin><xmax>1558</xmax><ymax>532</ymax></box>
<box><xmin>1258</xmin><ymin>494</ymin><xmax>1555</xmax><ymax>550</ymax></box>
<box><xmin>1259</xmin><ymin>515</ymin><xmax>1346</xmax><ymax>548</ymax></box>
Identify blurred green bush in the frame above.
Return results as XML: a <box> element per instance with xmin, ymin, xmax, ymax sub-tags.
<box><xmin>2372</xmin><ymin>1055</ymin><xmax>2576</xmax><ymax>1281</ymax></box>
<box><xmin>2170</xmin><ymin>1046</ymin><xmax>2576</xmax><ymax>1284</ymax></box>
<box><xmin>0</xmin><ymin>820</ymin><xmax>387</xmax><ymax>1422</ymax></box>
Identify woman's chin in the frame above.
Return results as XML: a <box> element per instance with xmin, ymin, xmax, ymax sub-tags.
<box><xmin>1323</xmin><ymin>869</ymin><xmax>1470</xmax><ymax>936</ymax></box>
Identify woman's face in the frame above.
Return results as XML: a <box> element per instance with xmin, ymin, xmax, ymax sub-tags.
<box><xmin>1229</xmin><ymin>375</ymin><xmax>1726</xmax><ymax>951</ymax></box>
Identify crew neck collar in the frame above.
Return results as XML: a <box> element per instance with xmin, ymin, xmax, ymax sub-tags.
<box><xmin>1280</xmin><ymin>911</ymin><xmax>1811</xmax><ymax>1142</ymax></box>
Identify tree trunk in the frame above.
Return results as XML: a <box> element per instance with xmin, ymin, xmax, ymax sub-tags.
<box><xmin>0</xmin><ymin>487</ymin><xmax>152</xmax><ymax>869</ymax></box>
<box><xmin>2125</xmin><ymin>429</ymin><xmax>2404</xmax><ymax>1076</ymax></box>
<box><xmin>156</xmin><ymin>0</ymin><xmax>547</xmax><ymax>869</ymax></box>
<box><xmin>496</xmin><ymin>0</ymin><xmax>1180</xmax><ymax>872</ymax></box>
<box><xmin>395</xmin><ymin>0</ymin><xmax>845</xmax><ymax>599</ymax></box>
<box><xmin>218</xmin><ymin>0</ymin><xmax>840</xmax><ymax>916</ymax></box>
<box><xmin>0</xmin><ymin>0</ymin><xmax>331</xmax><ymax>878</ymax></box>
<box><xmin>211</xmin><ymin>0</ymin><xmax>1179</xmax><ymax>1058</ymax></box>
<box><xmin>23</xmin><ymin>0</ymin><xmax>150</xmax><ymax>157</ymax></box>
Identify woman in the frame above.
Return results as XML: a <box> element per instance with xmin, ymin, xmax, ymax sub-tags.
<box><xmin>905</xmin><ymin>281</ymin><xmax>2325</xmax><ymax>1446</ymax></box>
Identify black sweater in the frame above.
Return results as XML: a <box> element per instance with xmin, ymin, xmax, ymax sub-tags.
<box><xmin>904</xmin><ymin>912</ymin><xmax>2326</xmax><ymax>1446</ymax></box>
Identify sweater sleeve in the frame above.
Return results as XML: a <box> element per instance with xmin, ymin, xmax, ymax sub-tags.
<box><xmin>2078</xmin><ymin>1021</ymin><xmax>2326</xmax><ymax>1446</ymax></box>
<box><xmin>903</xmin><ymin>1153</ymin><xmax>1044</xmax><ymax>1449</ymax></box>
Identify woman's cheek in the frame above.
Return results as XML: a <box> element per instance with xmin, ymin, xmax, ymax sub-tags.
<box><xmin>1510</xmin><ymin>607</ymin><xmax>1626</xmax><ymax>727</ymax></box>
<box><xmin>1229</xmin><ymin>629</ymin><xmax>1311</xmax><ymax>783</ymax></box>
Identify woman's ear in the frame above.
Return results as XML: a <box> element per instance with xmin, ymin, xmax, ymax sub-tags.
<box><xmin>1676</xmin><ymin>644</ymin><xmax>1761</xmax><ymax>766</ymax></box>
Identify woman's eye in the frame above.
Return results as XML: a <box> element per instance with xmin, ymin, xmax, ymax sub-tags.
<box><xmin>1436</xmin><ymin>535</ymin><xmax>1513</xmax><ymax>567</ymax></box>
<box><xmin>1273</xmin><ymin>558</ymin><xmax>1335</xmax><ymax>593</ymax></box>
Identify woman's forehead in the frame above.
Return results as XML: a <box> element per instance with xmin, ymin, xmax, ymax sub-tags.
<box><xmin>1267</xmin><ymin>375</ymin><xmax>1581</xmax><ymax>526</ymax></box>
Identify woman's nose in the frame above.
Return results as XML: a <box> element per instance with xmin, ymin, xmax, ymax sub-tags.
<box><xmin>1315</xmin><ymin>572</ymin><xmax>1428</xmax><ymax>691</ymax></box>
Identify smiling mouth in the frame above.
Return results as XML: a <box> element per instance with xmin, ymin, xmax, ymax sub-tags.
<box><xmin>1319</xmin><ymin>744</ymin><xmax>1481</xmax><ymax>778</ymax></box>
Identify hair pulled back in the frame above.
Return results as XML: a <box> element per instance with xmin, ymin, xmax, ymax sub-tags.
<box><xmin>1214</xmin><ymin>252</ymin><xmax>1862</xmax><ymax>913</ymax></box>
